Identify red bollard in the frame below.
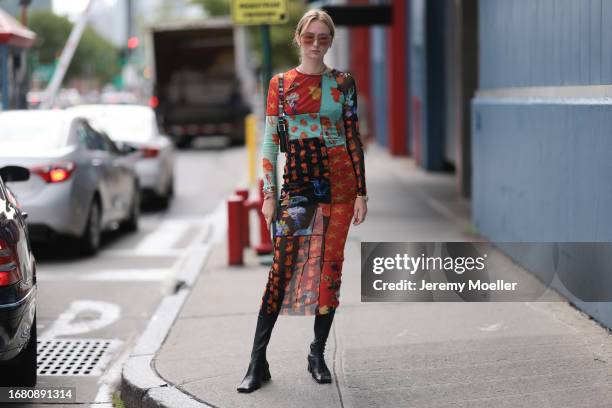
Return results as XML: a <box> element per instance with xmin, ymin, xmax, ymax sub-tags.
<box><xmin>235</xmin><ymin>188</ymin><xmax>250</xmax><ymax>249</ymax></box>
<box><xmin>254</xmin><ymin>179</ymin><xmax>273</xmax><ymax>255</ymax></box>
<box><xmin>227</xmin><ymin>195</ymin><xmax>244</xmax><ymax>265</ymax></box>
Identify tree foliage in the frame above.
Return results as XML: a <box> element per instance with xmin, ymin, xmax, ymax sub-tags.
<box><xmin>190</xmin><ymin>0</ymin><xmax>230</xmax><ymax>16</ymax></box>
<box><xmin>28</xmin><ymin>11</ymin><xmax>120</xmax><ymax>84</ymax></box>
<box><xmin>190</xmin><ymin>0</ymin><xmax>307</xmax><ymax>71</ymax></box>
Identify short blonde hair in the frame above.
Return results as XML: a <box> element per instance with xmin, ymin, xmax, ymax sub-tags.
<box><xmin>293</xmin><ymin>9</ymin><xmax>336</xmax><ymax>47</ymax></box>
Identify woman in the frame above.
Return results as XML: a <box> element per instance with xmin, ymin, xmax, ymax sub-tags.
<box><xmin>237</xmin><ymin>9</ymin><xmax>368</xmax><ymax>393</ymax></box>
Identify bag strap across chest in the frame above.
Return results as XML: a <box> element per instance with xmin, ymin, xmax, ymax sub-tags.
<box><xmin>277</xmin><ymin>73</ymin><xmax>289</xmax><ymax>152</ymax></box>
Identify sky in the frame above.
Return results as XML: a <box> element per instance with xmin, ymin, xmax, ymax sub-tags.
<box><xmin>52</xmin><ymin>0</ymin><xmax>117</xmax><ymax>18</ymax></box>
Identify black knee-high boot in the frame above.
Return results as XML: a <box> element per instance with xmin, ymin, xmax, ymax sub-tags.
<box><xmin>237</xmin><ymin>312</ymin><xmax>279</xmax><ymax>393</ymax></box>
<box><xmin>307</xmin><ymin>309</ymin><xmax>335</xmax><ymax>383</ymax></box>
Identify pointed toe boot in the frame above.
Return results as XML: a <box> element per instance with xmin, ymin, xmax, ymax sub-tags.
<box><xmin>307</xmin><ymin>310</ymin><xmax>335</xmax><ymax>384</ymax></box>
<box><xmin>237</xmin><ymin>358</ymin><xmax>271</xmax><ymax>393</ymax></box>
<box><xmin>237</xmin><ymin>312</ymin><xmax>278</xmax><ymax>393</ymax></box>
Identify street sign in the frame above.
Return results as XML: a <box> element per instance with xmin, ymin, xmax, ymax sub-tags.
<box><xmin>231</xmin><ymin>0</ymin><xmax>289</xmax><ymax>26</ymax></box>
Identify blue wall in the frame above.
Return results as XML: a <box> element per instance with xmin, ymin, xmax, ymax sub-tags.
<box><xmin>474</xmin><ymin>0</ymin><xmax>612</xmax><ymax>328</ymax></box>
<box><xmin>370</xmin><ymin>26</ymin><xmax>388</xmax><ymax>147</ymax></box>
<box><xmin>409</xmin><ymin>0</ymin><xmax>446</xmax><ymax>170</ymax></box>
<box><xmin>473</xmin><ymin>99</ymin><xmax>612</xmax><ymax>242</ymax></box>
<box><xmin>409</xmin><ymin>0</ymin><xmax>426</xmax><ymax>159</ymax></box>
<box><xmin>479</xmin><ymin>0</ymin><xmax>612</xmax><ymax>88</ymax></box>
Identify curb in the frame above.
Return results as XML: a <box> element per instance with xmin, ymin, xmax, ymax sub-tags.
<box><xmin>121</xmin><ymin>206</ymin><xmax>225</xmax><ymax>408</ymax></box>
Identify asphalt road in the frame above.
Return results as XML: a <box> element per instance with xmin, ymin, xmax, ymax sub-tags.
<box><xmin>22</xmin><ymin>144</ymin><xmax>246</xmax><ymax>407</ymax></box>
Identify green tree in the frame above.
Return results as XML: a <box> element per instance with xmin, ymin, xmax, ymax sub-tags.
<box><xmin>28</xmin><ymin>11</ymin><xmax>120</xmax><ymax>85</ymax></box>
<box><xmin>190</xmin><ymin>0</ymin><xmax>230</xmax><ymax>16</ymax></box>
<box><xmin>190</xmin><ymin>0</ymin><xmax>307</xmax><ymax>70</ymax></box>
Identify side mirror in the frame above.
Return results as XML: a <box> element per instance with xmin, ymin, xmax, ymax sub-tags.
<box><xmin>0</xmin><ymin>166</ymin><xmax>30</xmax><ymax>182</ymax></box>
<box><xmin>115</xmin><ymin>142</ymin><xmax>139</xmax><ymax>155</ymax></box>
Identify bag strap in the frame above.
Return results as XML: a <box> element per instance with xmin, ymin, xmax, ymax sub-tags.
<box><xmin>278</xmin><ymin>73</ymin><xmax>286</xmax><ymax>119</ymax></box>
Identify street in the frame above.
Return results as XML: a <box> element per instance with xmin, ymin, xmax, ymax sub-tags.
<box><xmin>29</xmin><ymin>146</ymin><xmax>245</xmax><ymax>406</ymax></box>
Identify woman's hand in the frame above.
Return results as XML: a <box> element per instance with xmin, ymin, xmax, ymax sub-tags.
<box><xmin>352</xmin><ymin>196</ymin><xmax>368</xmax><ymax>226</ymax></box>
<box><xmin>262</xmin><ymin>198</ymin><xmax>277</xmax><ymax>230</ymax></box>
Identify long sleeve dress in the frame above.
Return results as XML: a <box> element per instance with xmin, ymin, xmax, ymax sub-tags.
<box><xmin>260</xmin><ymin>67</ymin><xmax>367</xmax><ymax>317</ymax></box>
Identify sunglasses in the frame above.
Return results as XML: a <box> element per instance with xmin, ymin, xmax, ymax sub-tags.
<box><xmin>300</xmin><ymin>33</ymin><xmax>332</xmax><ymax>47</ymax></box>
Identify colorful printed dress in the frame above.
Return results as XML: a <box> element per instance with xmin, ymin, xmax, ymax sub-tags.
<box><xmin>260</xmin><ymin>68</ymin><xmax>367</xmax><ymax>316</ymax></box>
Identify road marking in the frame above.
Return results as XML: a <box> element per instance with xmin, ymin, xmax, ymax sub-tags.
<box><xmin>102</xmin><ymin>249</ymin><xmax>184</xmax><ymax>257</ymax></box>
<box><xmin>40</xmin><ymin>300</ymin><xmax>121</xmax><ymax>340</ymax></box>
<box><xmin>37</xmin><ymin>268</ymin><xmax>174</xmax><ymax>282</ymax></box>
<box><xmin>91</xmin><ymin>345</ymin><xmax>132</xmax><ymax>406</ymax></box>
<box><xmin>134</xmin><ymin>220</ymin><xmax>192</xmax><ymax>254</ymax></box>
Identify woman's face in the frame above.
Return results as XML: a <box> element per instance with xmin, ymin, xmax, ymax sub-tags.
<box><xmin>297</xmin><ymin>20</ymin><xmax>333</xmax><ymax>60</ymax></box>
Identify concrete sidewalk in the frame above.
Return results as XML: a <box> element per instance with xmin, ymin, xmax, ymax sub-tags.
<box><xmin>127</xmin><ymin>145</ymin><xmax>612</xmax><ymax>407</ymax></box>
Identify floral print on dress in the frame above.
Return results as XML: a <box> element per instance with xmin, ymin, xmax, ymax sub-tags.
<box><xmin>259</xmin><ymin>68</ymin><xmax>367</xmax><ymax>316</ymax></box>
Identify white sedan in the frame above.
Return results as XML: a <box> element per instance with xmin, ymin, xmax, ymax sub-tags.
<box><xmin>68</xmin><ymin>104</ymin><xmax>175</xmax><ymax>208</ymax></box>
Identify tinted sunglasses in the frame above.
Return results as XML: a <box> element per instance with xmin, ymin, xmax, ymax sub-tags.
<box><xmin>300</xmin><ymin>33</ymin><xmax>332</xmax><ymax>47</ymax></box>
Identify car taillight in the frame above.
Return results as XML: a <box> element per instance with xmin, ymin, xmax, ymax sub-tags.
<box><xmin>149</xmin><ymin>96</ymin><xmax>159</xmax><ymax>108</ymax></box>
<box><xmin>31</xmin><ymin>162</ymin><xmax>76</xmax><ymax>183</ymax></box>
<box><xmin>141</xmin><ymin>147</ymin><xmax>159</xmax><ymax>158</ymax></box>
<box><xmin>0</xmin><ymin>239</ymin><xmax>19</xmax><ymax>287</ymax></box>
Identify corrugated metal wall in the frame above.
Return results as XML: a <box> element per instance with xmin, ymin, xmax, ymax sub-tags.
<box><xmin>474</xmin><ymin>0</ymin><xmax>612</xmax><ymax>328</ymax></box>
<box><xmin>479</xmin><ymin>0</ymin><xmax>612</xmax><ymax>88</ymax></box>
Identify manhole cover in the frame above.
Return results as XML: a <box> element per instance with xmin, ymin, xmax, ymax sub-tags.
<box><xmin>37</xmin><ymin>339</ymin><xmax>121</xmax><ymax>376</ymax></box>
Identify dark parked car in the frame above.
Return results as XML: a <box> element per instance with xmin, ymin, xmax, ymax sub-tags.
<box><xmin>0</xmin><ymin>166</ymin><xmax>37</xmax><ymax>387</ymax></box>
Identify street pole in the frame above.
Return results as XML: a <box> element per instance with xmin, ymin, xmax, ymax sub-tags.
<box><xmin>259</xmin><ymin>24</ymin><xmax>276</xmax><ymax>197</ymax></box>
<box><xmin>126</xmin><ymin>0</ymin><xmax>134</xmax><ymax>55</ymax></box>
<box><xmin>260</xmin><ymin>25</ymin><xmax>271</xmax><ymax>110</ymax></box>
<box><xmin>19</xmin><ymin>0</ymin><xmax>31</xmax><ymax>26</ymax></box>
<box><xmin>40</xmin><ymin>0</ymin><xmax>96</xmax><ymax>109</ymax></box>
<box><xmin>1</xmin><ymin>45</ymin><xmax>9</xmax><ymax>110</ymax></box>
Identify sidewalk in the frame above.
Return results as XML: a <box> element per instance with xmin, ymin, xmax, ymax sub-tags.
<box><xmin>127</xmin><ymin>145</ymin><xmax>612</xmax><ymax>407</ymax></box>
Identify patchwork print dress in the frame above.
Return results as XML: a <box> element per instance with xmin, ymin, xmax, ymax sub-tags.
<box><xmin>260</xmin><ymin>68</ymin><xmax>367</xmax><ymax>316</ymax></box>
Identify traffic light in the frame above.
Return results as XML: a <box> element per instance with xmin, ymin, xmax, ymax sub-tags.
<box><xmin>127</xmin><ymin>36</ymin><xmax>139</xmax><ymax>49</ymax></box>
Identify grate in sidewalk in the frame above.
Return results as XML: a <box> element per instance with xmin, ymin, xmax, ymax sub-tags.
<box><xmin>37</xmin><ymin>339</ymin><xmax>121</xmax><ymax>376</ymax></box>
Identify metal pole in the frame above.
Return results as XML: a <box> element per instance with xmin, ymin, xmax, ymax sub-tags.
<box><xmin>260</xmin><ymin>25</ymin><xmax>272</xmax><ymax>109</ymax></box>
<box><xmin>19</xmin><ymin>0</ymin><xmax>32</xmax><ymax>26</ymax></box>
<box><xmin>41</xmin><ymin>0</ymin><xmax>96</xmax><ymax>109</ymax></box>
<box><xmin>1</xmin><ymin>45</ymin><xmax>9</xmax><ymax>110</ymax></box>
<box><xmin>126</xmin><ymin>0</ymin><xmax>134</xmax><ymax>59</ymax></box>
<box><xmin>260</xmin><ymin>25</ymin><xmax>277</xmax><ymax>197</ymax></box>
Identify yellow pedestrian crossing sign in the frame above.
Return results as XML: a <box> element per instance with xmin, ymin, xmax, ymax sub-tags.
<box><xmin>231</xmin><ymin>0</ymin><xmax>289</xmax><ymax>25</ymax></box>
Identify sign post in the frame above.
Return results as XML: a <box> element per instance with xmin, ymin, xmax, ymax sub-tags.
<box><xmin>231</xmin><ymin>0</ymin><xmax>289</xmax><ymax>194</ymax></box>
<box><xmin>231</xmin><ymin>0</ymin><xmax>289</xmax><ymax>111</ymax></box>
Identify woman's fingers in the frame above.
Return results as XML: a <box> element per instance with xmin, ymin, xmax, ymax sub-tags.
<box><xmin>353</xmin><ymin>202</ymin><xmax>367</xmax><ymax>225</ymax></box>
<box><xmin>353</xmin><ymin>207</ymin><xmax>362</xmax><ymax>225</ymax></box>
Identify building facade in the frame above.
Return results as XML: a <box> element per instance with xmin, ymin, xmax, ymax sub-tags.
<box><xmin>338</xmin><ymin>0</ymin><xmax>611</xmax><ymax>329</ymax></box>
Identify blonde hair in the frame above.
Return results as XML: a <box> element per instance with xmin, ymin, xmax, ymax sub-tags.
<box><xmin>293</xmin><ymin>9</ymin><xmax>336</xmax><ymax>48</ymax></box>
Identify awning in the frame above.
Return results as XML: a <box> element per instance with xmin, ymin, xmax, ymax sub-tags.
<box><xmin>0</xmin><ymin>7</ymin><xmax>36</xmax><ymax>48</ymax></box>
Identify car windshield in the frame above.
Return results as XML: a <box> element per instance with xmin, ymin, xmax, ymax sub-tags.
<box><xmin>79</xmin><ymin>109</ymin><xmax>158</xmax><ymax>143</ymax></box>
<box><xmin>0</xmin><ymin>113</ymin><xmax>68</xmax><ymax>149</ymax></box>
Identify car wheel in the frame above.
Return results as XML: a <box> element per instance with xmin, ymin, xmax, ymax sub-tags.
<box><xmin>0</xmin><ymin>314</ymin><xmax>37</xmax><ymax>387</ymax></box>
<box><xmin>80</xmin><ymin>199</ymin><xmax>101</xmax><ymax>255</ymax></box>
<box><xmin>167</xmin><ymin>175</ymin><xmax>174</xmax><ymax>198</ymax></box>
<box><xmin>156</xmin><ymin>192</ymin><xmax>170</xmax><ymax>210</ymax></box>
<box><xmin>175</xmin><ymin>136</ymin><xmax>191</xmax><ymax>149</ymax></box>
<box><xmin>121</xmin><ymin>188</ymin><xmax>140</xmax><ymax>232</ymax></box>
<box><xmin>156</xmin><ymin>176</ymin><xmax>173</xmax><ymax>209</ymax></box>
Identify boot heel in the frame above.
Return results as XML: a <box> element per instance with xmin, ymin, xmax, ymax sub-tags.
<box><xmin>262</xmin><ymin>365</ymin><xmax>271</xmax><ymax>382</ymax></box>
